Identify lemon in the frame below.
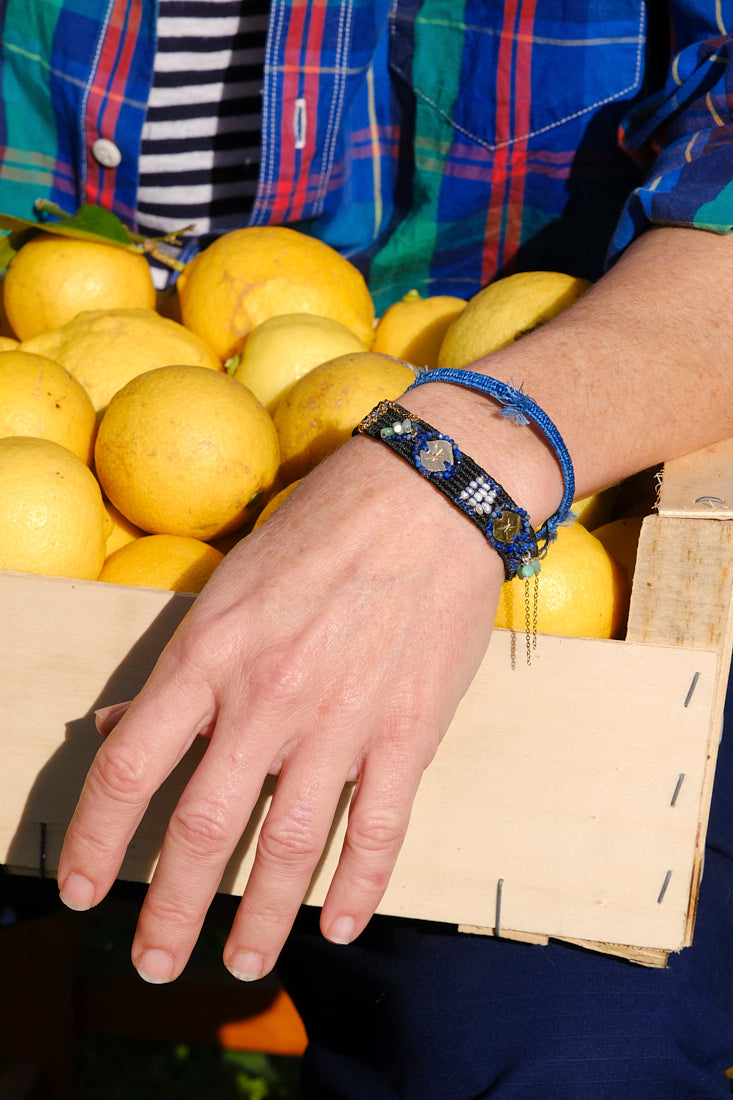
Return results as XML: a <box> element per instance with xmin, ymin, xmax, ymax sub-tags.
<box><xmin>252</xmin><ymin>478</ymin><xmax>303</xmax><ymax>529</ymax></box>
<box><xmin>494</xmin><ymin>522</ymin><xmax>630</xmax><ymax>640</ymax></box>
<box><xmin>372</xmin><ymin>289</ymin><xmax>466</xmax><ymax>369</ymax></box>
<box><xmin>0</xmin><ymin>337</ymin><xmax>19</xmax><ymax>351</ymax></box>
<box><xmin>592</xmin><ymin>515</ymin><xmax>644</xmax><ymax>587</ymax></box>
<box><xmin>0</xmin><ymin>349</ymin><xmax>97</xmax><ymax>464</ymax></box>
<box><xmin>437</xmin><ymin>271</ymin><xmax>591</xmax><ymax>369</ymax></box>
<box><xmin>0</xmin><ymin>435</ymin><xmax>106</xmax><ymax>579</ymax></box>
<box><xmin>103</xmin><ymin>499</ymin><xmax>145</xmax><ymax>555</ymax></box>
<box><xmin>95</xmin><ymin>364</ymin><xmax>280</xmax><ymax>540</ymax></box>
<box><xmin>3</xmin><ymin>233</ymin><xmax>156</xmax><ymax>341</ymax></box>
<box><xmin>20</xmin><ymin>308</ymin><xmax>222</xmax><ymax>414</ymax></box>
<box><xmin>273</xmin><ymin>350</ymin><xmax>416</xmax><ymax>483</ymax></box>
<box><xmin>232</xmin><ymin>313</ymin><xmax>368</xmax><ymax>413</ymax></box>
<box><xmin>571</xmin><ymin>485</ymin><xmax>620</xmax><ymax>530</ymax></box>
<box><xmin>99</xmin><ymin>533</ymin><xmax>224</xmax><ymax>593</ymax></box>
<box><xmin>177</xmin><ymin>226</ymin><xmax>375</xmax><ymax>360</ymax></box>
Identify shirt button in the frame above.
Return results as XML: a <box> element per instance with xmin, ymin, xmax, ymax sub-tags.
<box><xmin>91</xmin><ymin>138</ymin><xmax>122</xmax><ymax>168</ymax></box>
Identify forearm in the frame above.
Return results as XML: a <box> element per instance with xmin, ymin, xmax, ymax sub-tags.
<box><xmin>400</xmin><ymin>226</ymin><xmax>733</xmax><ymax>535</ymax></box>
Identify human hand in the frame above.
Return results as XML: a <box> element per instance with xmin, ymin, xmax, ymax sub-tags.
<box><xmin>57</xmin><ymin>427</ymin><xmax>505</xmax><ymax>983</ymax></box>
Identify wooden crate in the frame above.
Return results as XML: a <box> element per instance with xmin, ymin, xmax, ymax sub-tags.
<box><xmin>3</xmin><ymin>439</ymin><xmax>733</xmax><ymax>968</ymax></box>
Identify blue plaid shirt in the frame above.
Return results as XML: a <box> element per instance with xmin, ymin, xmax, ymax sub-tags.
<box><xmin>1</xmin><ymin>1</ymin><xmax>732</xmax><ymax>312</ymax></box>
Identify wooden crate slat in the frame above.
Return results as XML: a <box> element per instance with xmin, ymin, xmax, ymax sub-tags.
<box><xmin>657</xmin><ymin>437</ymin><xmax>733</xmax><ymax>519</ymax></box>
<box><xmin>626</xmin><ymin>514</ymin><xmax>733</xmax><ymax>952</ymax></box>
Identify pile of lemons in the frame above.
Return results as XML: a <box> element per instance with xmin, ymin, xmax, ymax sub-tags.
<box><xmin>0</xmin><ymin>222</ymin><xmax>644</xmax><ymax>637</ymax></box>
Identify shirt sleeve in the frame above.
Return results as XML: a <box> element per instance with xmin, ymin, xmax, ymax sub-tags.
<box><xmin>607</xmin><ymin>4</ymin><xmax>733</xmax><ymax>264</ymax></box>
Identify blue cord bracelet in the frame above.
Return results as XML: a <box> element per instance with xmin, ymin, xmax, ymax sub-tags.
<box><xmin>406</xmin><ymin>367</ymin><xmax>575</xmax><ymax>553</ymax></box>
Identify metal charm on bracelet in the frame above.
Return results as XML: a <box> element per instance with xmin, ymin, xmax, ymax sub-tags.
<box><xmin>353</xmin><ymin>400</ymin><xmax>541</xmax><ymax>582</ymax></box>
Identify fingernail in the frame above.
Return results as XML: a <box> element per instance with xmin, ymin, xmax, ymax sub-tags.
<box><xmin>94</xmin><ymin>701</ymin><xmax>130</xmax><ymax>734</ymax></box>
<box><xmin>327</xmin><ymin>915</ymin><xmax>356</xmax><ymax>945</ymax></box>
<box><xmin>226</xmin><ymin>949</ymin><xmax>265</xmax><ymax>982</ymax></box>
<box><xmin>136</xmin><ymin>948</ymin><xmax>176</xmax><ymax>984</ymax></box>
<box><xmin>59</xmin><ymin>872</ymin><xmax>95</xmax><ymax>912</ymax></box>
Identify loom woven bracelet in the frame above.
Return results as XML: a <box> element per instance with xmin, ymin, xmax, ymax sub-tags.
<box><xmin>406</xmin><ymin>367</ymin><xmax>575</xmax><ymax>553</ymax></box>
<box><xmin>353</xmin><ymin>400</ymin><xmax>541</xmax><ymax>581</ymax></box>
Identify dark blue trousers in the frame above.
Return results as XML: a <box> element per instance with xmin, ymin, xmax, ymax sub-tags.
<box><xmin>278</xmin><ymin>685</ymin><xmax>733</xmax><ymax>1099</ymax></box>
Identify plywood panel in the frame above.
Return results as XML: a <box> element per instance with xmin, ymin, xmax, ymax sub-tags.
<box><xmin>0</xmin><ymin>570</ymin><xmax>719</xmax><ymax>960</ymax></box>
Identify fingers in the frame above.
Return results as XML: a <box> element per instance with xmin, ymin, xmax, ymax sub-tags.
<box><xmin>62</xmin><ymin>611</ymin><xmax>452</xmax><ymax>983</ymax></box>
<box><xmin>58</xmin><ymin>674</ymin><xmax>216</xmax><ymax>911</ymax></box>
<box><xmin>129</xmin><ymin>700</ymin><xmax>357</xmax><ymax>982</ymax></box>
<box><xmin>319</xmin><ymin>742</ymin><xmax>424</xmax><ymax>943</ymax></box>
<box><xmin>221</xmin><ymin>720</ymin><xmax>428</xmax><ymax>981</ymax></box>
<box><xmin>128</xmin><ymin>700</ymin><xmax>428</xmax><ymax>985</ymax></box>
<box><xmin>131</xmin><ymin>730</ymin><xmax>273</xmax><ymax>983</ymax></box>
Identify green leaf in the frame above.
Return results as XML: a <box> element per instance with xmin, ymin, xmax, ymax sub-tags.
<box><xmin>0</xmin><ymin>227</ymin><xmax>38</xmax><ymax>269</ymax></box>
<box><xmin>54</xmin><ymin>203</ymin><xmax>132</xmax><ymax>243</ymax></box>
<box><xmin>0</xmin><ymin>204</ymin><xmax>133</xmax><ymax>254</ymax></box>
<box><xmin>0</xmin><ymin>212</ymin><xmax>38</xmax><ymax>233</ymax></box>
<box><xmin>35</xmin><ymin>198</ymin><xmax>132</xmax><ymax>243</ymax></box>
<box><xmin>0</xmin><ymin>201</ymin><xmax>194</xmax><ymax>272</ymax></box>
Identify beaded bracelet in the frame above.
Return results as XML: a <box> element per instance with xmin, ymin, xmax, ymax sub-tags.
<box><xmin>406</xmin><ymin>367</ymin><xmax>575</xmax><ymax>552</ymax></box>
<box><xmin>353</xmin><ymin>401</ymin><xmax>540</xmax><ymax>581</ymax></box>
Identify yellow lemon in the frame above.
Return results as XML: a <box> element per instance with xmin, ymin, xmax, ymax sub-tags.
<box><xmin>103</xmin><ymin>499</ymin><xmax>146</xmax><ymax>556</ymax></box>
<box><xmin>252</xmin><ymin>478</ymin><xmax>303</xmax><ymax>530</ymax></box>
<box><xmin>592</xmin><ymin>515</ymin><xmax>644</xmax><ymax>588</ymax></box>
<box><xmin>0</xmin><ymin>436</ymin><xmax>106</xmax><ymax>579</ymax></box>
<box><xmin>494</xmin><ymin>521</ymin><xmax>630</xmax><ymax>640</ymax></box>
<box><xmin>99</xmin><ymin>533</ymin><xmax>224</xmax><ymax>593</ymax></box>
<box><xmin>437</xmin><ymin>271</ymin><xmax>591</xmax><ymax>368</ymax></box>
<box><xmin>177</xmin><ymin>226</ymin><xmax>375</xmax><ymax>360</ymax></box>
<box><xmin>3</xmin><ymin>232</ymin><xmax>156</xmax><ymax>340</ymax></box>
<box><xmin>571</xmin><ymin>485</ymin><xmax>620</xmax><ymax>530</ymax></box>
<box><xmin>95</xmin><ymin>364</ymin><xmax>280</xmax><ymax>540</ymax></box>
<box><xmin>372</xmin><ymin>289</ymin><xmax>466</xmax><ymax>369</ymax></box>
<box><xmin>20</xmin><ymin>308</ymin><xmax>222</xmax><ymax>414</ymax></box>
<box><xmin>232</xmin><ymin>313</ymin><xmax>368</xmax><ymax>414</ymax></box>
<box><xmin>273</xmin><ymin>350</ymin><xmax>416</xmax><ymax>483</ymax></box>
<box><xmin>0</xmin><ymin>349</ymin><xmax>97</xmax><ymax>464</ymax></box>
<box><xmin>0</xmin><ymin>336</ymin><xmax>19</xmax><ymax>351</ymax></box>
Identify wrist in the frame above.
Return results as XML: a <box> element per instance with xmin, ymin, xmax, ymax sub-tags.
<box><xmin>354</xmin><ymin>399</ymin><xmax>542</xmax><ymax>580</ymax></box>
<box><xmin>396</xmin><ymin>379</ymin><xmax>566</xmax><ymax>534</ymax></box>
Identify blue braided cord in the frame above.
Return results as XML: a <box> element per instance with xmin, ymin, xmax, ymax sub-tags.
<box><xmin>407</xmin><ymin>367</ymin><xmax>574</xmax><ymax>551</ymax></box>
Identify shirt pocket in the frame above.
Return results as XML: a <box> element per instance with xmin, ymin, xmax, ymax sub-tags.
<box><xmin>389</xmin><ymin>0</ymin><xmax>647</xmax><ymax>150</ymax></box>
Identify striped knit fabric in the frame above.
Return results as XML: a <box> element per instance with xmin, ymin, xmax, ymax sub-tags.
<box><xmin>136</xmin><ymin>0</ymin><xmax>268</xmax><ymax>268</ymax></box>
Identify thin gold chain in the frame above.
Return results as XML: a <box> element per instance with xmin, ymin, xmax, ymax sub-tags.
<box><xmin>524</xmin><ymin>576</ymin><xmax>539</xmax><ymax>665</ymax></box>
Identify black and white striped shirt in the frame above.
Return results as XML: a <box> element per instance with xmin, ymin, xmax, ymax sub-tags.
<box><xmin>136</xmin><ymin>0</ymin><xmax>268</xmax><ymax>285</ymax></box>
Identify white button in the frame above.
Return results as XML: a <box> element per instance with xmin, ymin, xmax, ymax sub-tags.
<box><xmin>91</xmin><ymin>138</ymin><xmax>122</xmax><ymax>168</ymax></box>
